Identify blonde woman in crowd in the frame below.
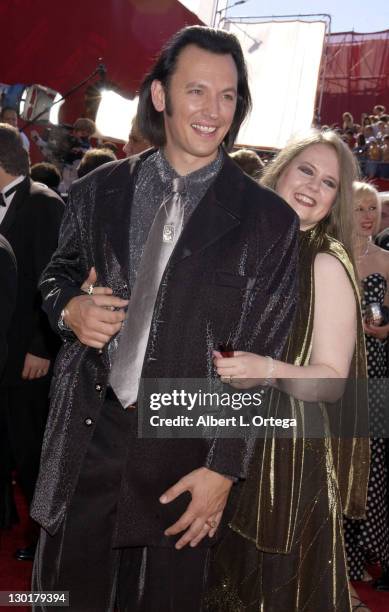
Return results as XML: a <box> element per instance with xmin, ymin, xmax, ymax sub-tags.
<box><xmin>344</xmin><ymin>182</ymin><xmax>389</xmax><ymax>602</ymax></box>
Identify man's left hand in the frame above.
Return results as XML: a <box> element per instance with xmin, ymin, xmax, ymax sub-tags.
<box><xmin>22</xmin><ymin>353</ymin><xmax>50</xmax><ymax>380</ymax></box>
<box><xmin>81</xmin><ymin>267</ymin><xmax>113</xmax><ymax>297</ymax></box>
<box><xmin>160</xmin><ymin>467</ymin><xmax>233</xmax><ymax>549</ymax></box>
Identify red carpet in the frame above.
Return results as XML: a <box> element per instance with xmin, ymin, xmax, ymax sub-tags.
<box><xmin>0</xmin><ymin>483</ymin><xmax>31</xmax><ymax>611</ymax></box>
<box><xmin>352</xmin><ymin>566</ymin><xmax>389</xmax><ymax>612</ymax></box>
<box><xmin>1</xmin><ymin>483</ymin><xmax>388</xmax><ymax>611</ymax></box>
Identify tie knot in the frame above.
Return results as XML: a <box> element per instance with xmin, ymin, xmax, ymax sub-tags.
<box><xmin>172</xmin><ymin>177</ymin><xmax>186</xmax><ymax>195</ymax></box>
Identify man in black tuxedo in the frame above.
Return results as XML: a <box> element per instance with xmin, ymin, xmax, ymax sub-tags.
<box><xmin>0</xmin><ymin>234</ymin><xmax>17</xmax><ymax>530</ymax></box>
<box><xmin>0</xmin><ymin>234</ymin><xmax>16</xmax><ymax>375</ymax></box>
<box><xmin>0</xmin><ymin>124</ymin><xmax>63</xmax><ymax>553</ymax></box>
<box><xmin>32</xmin><ymin>27</ymin><xmax>298</xmax><ymax>611</ymax></box>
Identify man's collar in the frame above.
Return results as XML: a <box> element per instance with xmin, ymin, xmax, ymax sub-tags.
<box><xmin>1</xmin><ymin>175</ymin><xmax>26</xmax><ymax>197</ymax></box>
<box><xmin>155</xmin><ymin>148</ymin><xmax>223</xmax><ymax>186</ymax></box>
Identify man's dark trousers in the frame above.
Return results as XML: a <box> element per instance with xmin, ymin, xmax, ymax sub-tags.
<box><xmin>33</xmin><ymin>390</ymin><xmax>210</xmax><ymax>612</ymax></box>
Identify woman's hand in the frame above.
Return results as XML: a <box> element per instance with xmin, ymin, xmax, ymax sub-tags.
<box><xmin>363</xmin><ymin>321</ymin><xmax>389</xmax><ymax>341</ymax></box>
<box><xmin>213</xmin><ymin>350</ymin><xmax>271</xmax><ymax>388</ymax></box>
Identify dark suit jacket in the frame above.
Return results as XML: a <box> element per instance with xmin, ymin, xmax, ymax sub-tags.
<box><xmin>0</xmin><ymin>235</ymin><xmax>17</xmax><ymax>374</ymax></box>
<box><xmin>32</xmin><ymin>151</ymin><xmax>299</xmax><ymax>543</ymax></box>
<box><xmin>375</xmin><ymin>228</ymin><xmax>389</xmax><ymax>251</ymax></box>
<box><xmin>0</xmin><ymin>178</ymin><xmax>64</xmax><ymax>386</ymax></box>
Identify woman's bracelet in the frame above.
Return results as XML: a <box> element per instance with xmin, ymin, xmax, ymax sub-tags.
<box><xmin>263</xmin><ymin>356</ymin><xmax>275</xmax><ymax>386</ymax></box>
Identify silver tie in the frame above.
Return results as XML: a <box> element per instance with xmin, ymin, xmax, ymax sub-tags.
<box><xmin>109</xmin><ymin>177</ymin><xmax>186</xmax><ymax>407</ymax></box>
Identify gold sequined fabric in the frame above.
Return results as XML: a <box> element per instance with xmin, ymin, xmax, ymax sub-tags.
<box><xmin>206</xmin><ymin>223</ymin><xmax>369</xmax><ymax>611</ymax></box>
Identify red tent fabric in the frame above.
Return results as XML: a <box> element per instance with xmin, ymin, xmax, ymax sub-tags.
<box><xmin>0</xmin><ymin>0</ymin><xmax>201</xmax><ymax>136</ymax></box>
<box><xmin>321</xmin><ymin>30</ymin><xmax>389</xmax><ymax>126</ymax></box>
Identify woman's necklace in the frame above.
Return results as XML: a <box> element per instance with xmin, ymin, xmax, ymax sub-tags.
<box><xmin>356</xmin><ymin>237</ymin><xmax>372</xmax><ymax>262</ymax></box>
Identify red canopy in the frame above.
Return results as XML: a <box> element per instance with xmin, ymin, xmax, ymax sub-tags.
<box><xmin>0</xmin><ymin>0</ymin><xmax>201</xmax><ymax>130</ymax></box>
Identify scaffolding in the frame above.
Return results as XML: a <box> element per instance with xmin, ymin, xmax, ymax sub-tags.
<box><xmin>320</xmin><ymin>29</ymin><xmax>389</xmax><ymax>125</ymax></box>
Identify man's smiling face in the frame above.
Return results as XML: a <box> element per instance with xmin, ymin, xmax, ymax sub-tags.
<box><xmin>151</xmin><ymin>44</ymin><xmax>238</xmax><ymax>175</ymax></box>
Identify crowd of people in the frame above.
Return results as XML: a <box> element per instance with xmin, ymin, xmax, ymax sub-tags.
<box><xmin>324</xmin><ymin>106</ymin><xmax>389</xmax><ymax>179</ymax></box>
<box><xmin>0</xmin><ymin>24</ymin><xmax>389</xmax><ymax>612</ymax></box>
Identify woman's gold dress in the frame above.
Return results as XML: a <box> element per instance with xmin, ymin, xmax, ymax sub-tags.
<box><xmin>206</xmin><ymin>225</ymin><xmax>370</xmax><ymax>612</ymax></box>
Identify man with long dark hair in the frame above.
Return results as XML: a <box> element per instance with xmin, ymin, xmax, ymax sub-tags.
<box><xmin>32</xmin><ymin>26</ymin><xmax>298</xmax><ymax>610</ymax></box>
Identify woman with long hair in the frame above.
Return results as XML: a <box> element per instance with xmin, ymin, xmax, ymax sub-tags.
<box><xmin>343</xmin><ymin>111</ymin><xmax>355</xmax><ymax>132</ymax></box>
<box><xmin>344</xmin><ymin>181</ymin><xmax>389</xmax><ymax>593</ymax></box>
<box><xmin>207</xmin><ymin>130</ymin><xmax>369</xmax><ymax>612</ymax></box>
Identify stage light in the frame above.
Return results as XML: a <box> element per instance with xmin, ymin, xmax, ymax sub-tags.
<box><xmin>0</xmin><ymin>83</ymin><xmax>63</xmax><ymax>124</ymax></box>
<box><xmin>18</xmin><ymin>88</ymin><xmax>27</xmax><ymax>116</ymax></box>
<box><xmin>230</xmin><ymin>20</ymin><xmax>326</xmax><ymax>149</ymax></box>
<box><xmin>20</xmin><ymin>85</ymin><xmax>63</xmax><ymax>123</ymax></box>
<box><xmin>95</xmin><ymin>90</ymin><xmax>138</xmax><ymax>141</ymax></box>
<box><xmin>49</xmin><ymin>93</ymin><xmax>65</xmax><ymax>125</ymax></box>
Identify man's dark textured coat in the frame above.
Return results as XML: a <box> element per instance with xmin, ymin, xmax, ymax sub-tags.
<box><xmin>32</xmin><ymin>152</ymin><xmax>298</xmax><ymax>546</ymax></box>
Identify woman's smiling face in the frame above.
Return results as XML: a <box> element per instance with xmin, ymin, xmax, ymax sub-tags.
<box><xmin>354</xmin><ymin>194</ymin><xmax>380</xmax><ymax>238</ymax></box>
<box><xmin>276</xmin><ymin>143</ymin><xmax>340</xmax><ymax>230</ymax></box>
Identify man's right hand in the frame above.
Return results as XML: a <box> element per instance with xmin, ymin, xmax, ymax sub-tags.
<box><xmin>63</xmin><ymin>294</ymin><xmax>129</xmax><ymax>349</ymax></box>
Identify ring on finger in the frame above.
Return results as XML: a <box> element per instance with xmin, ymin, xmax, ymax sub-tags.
<box><xmin>87</xmin><ymin>284</ymin><xmax>94</xmax><ymax>296</ymax></box>
<box><xmin>206</xmin><ymin>519</ymin><xmax>217</xmax><ymax>529</ymax></box>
